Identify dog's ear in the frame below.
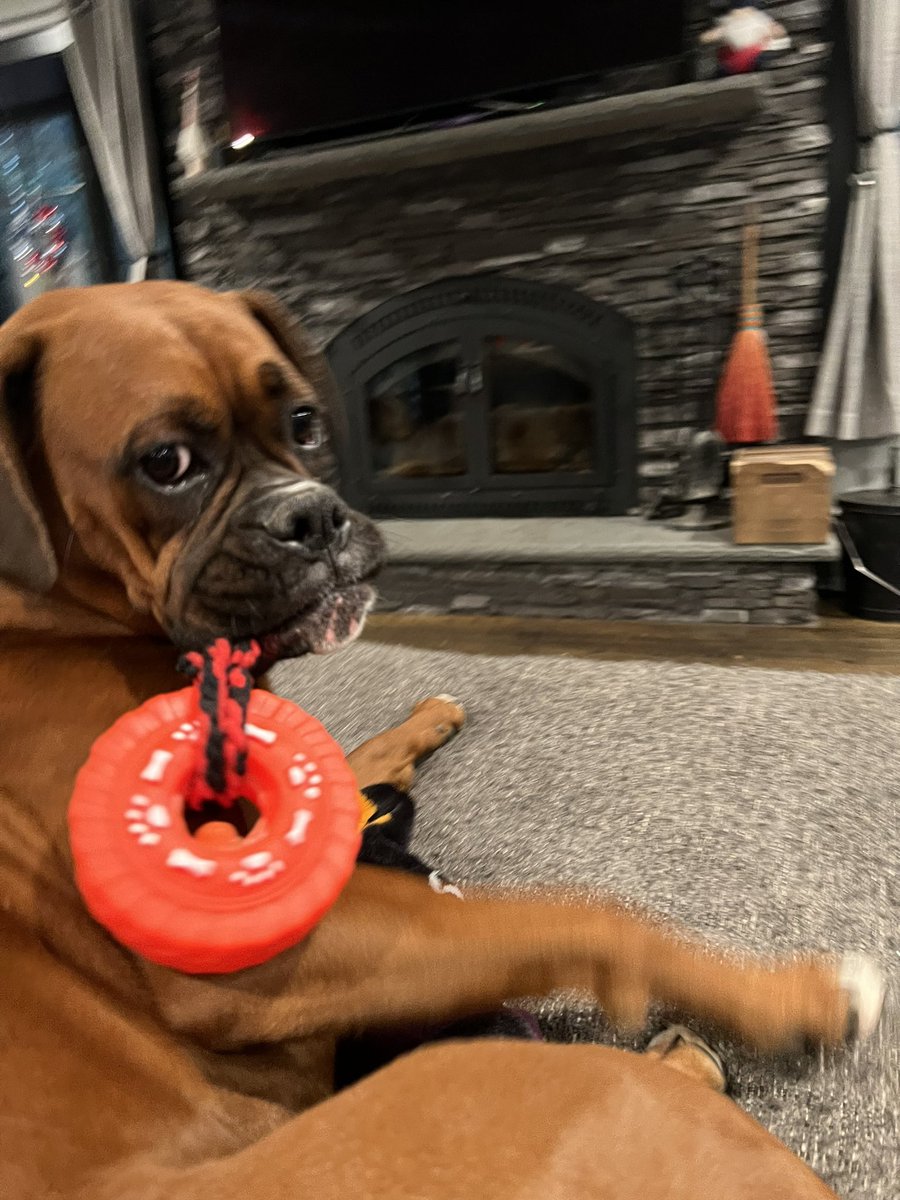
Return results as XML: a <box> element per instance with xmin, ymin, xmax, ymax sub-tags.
<box><xmin>236</xmin><ymin>289</ymin><xmax>345</xmax><ymax>484</ymax></box>
<box><xmin>235</xmin><ymin>290</ymin><xmax>341</xmax><ymax>415</ymax></box>
<box><xmin>0</xmin><ymin>330</ymin><xmax>56</xmax><ymax>592</ymax></box>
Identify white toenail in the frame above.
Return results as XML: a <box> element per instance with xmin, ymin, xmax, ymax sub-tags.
<box><xmin>839</xmin><ymin>954</ymin><xmax>886</xmax><ymax>1040</ymax></box>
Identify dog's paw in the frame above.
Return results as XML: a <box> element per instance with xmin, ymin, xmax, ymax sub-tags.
<box><xmin>646</xmin><ymin>1025</ymin><xmax>728</xmax><ymax>1092</ymax></box>
<box><xmin>839</xmin><ymin>954</ymin><xmax>886</xmax><ymax>1041</ymax></box>
<box><xmin>412</xmin><ymin>695</ymin><xmax>466</xmax><ymax>738</ymax></box>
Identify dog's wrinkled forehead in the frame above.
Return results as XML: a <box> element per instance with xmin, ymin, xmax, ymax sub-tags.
<box><xmin>35</xmin><ymin>285</ymin><xmax>312</xmax><ymax>453</ymax></box>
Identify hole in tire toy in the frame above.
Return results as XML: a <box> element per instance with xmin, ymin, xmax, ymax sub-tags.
<box><xmin>68</xmin><ymin>640</ymin><xmax>362</xmax><ymax>974</ymax></box>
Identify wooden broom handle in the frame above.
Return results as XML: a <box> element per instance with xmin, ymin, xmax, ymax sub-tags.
<box><xmin>742</xmin><ymin>222</ymin><xmax>760</xmax><ymax>309</ymax></box>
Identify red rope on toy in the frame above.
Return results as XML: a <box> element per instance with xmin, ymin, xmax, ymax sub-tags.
<box><xmin>178</xmin><ymin>639</ymin><xmax>261</xmax><ymax>809</ymax></box>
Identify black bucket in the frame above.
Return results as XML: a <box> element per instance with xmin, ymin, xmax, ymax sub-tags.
<box><xmin>839</xmin><ymin>490</ymin><xmax>900</xmax><ymax>621</ymax></box>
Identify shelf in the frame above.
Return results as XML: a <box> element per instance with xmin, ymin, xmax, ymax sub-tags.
<box><xmin>175</xmin><ymin>76</ymin><xmax>765</xmax><ymax>204</ymax></box>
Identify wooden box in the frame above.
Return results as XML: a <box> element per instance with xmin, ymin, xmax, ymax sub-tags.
<box><xmin>730</xmin><ymin>446</ymin><xmax>835</xmax><ymax>545</ymax></box>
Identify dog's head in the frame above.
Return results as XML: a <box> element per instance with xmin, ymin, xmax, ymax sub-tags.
<box><xmin>0</xmin><ymin>281</ymin><xmax>384</xmax><ymax>657</ymax></box>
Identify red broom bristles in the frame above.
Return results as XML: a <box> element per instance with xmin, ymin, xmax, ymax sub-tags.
<box><xmin>714</xmin><ymin>223</ymin><xmax>778</xmax><ymax>445</ymax></box>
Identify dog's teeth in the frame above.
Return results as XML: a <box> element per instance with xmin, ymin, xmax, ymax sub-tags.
<box><xmin>839</xmin><ymin>954</ymin><xmax>886</xmax><ymax>1040</ymax></box>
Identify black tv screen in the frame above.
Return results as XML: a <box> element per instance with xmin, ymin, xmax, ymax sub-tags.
<box><xmin>216</xmin><ymin>1</ymin><xmax>686</xmax><ymax>147</ymax></box>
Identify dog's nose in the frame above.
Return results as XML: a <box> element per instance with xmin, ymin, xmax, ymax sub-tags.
<box><xmin>262</xmin><ymin>485</ymin><xmax>351</xmax><ymax>556</ymax></box>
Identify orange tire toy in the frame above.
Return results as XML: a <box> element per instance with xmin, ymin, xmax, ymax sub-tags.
<box><xmin>68</xmin><ymin>641</ymin><xmax>361</xmax><ymax>974</ymax></box>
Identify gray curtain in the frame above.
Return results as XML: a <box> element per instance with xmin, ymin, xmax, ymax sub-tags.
<box><xmin>0</xmin><ymin>2</ymin><xmax>67</xmax><ymax>43</ymax></box>
<box><xmin>62</xmin><ymin>0</ymin><xmax>159</xmax><ymax>280</ymax></box>
<box><xmin>806</xmin><ymin>0</ymin><xmax>900</xmax><ymax>440</ymax></box>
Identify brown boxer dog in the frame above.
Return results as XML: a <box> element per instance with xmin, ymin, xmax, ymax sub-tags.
<box><xmin>0</xmin><ymin>282</ymin><xmax>884</xmax><ymax>1200</ymax></box>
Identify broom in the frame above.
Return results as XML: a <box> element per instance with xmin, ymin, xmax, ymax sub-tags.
<box><xmin>714</xmin><ymin>219</ymin><xmax>778</xmax><ymax>444</ymax></box>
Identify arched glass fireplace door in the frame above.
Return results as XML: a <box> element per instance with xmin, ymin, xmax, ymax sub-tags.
<box><xmin>328</xmin><ymin>275</ymin><xmax>637</xmax><ymax>518</ymax></box>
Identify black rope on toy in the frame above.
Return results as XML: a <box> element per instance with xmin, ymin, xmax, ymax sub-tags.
<box><xmin>177</xmin><ymin>639</ymin><xmax>261</xmax><ymax>808</ymax></box>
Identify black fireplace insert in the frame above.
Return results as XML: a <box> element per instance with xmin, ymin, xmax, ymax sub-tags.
<box><xmin>327</xmin><ymin>276</ymin><xmax>637</xmax><ymax>519</ymax></box>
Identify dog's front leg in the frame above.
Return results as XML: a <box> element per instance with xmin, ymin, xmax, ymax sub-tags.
<box><xmin>144</xmin><ymin>866</ymin><xmax>879</xmax><ymax>1056</ymax></box>
<box><xmin>345</xmin><ymin>694</ymin><xmax>466</xmax><ymax>791</ymax></box>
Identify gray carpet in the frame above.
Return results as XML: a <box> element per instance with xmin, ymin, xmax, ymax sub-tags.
<box><xmin>273</xmin><ymin>643</ymin><xmax>899</xmax><ymax>1199</ymax></box>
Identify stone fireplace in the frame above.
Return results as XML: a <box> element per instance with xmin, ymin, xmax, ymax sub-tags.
<box><xmin>148</xmin><ymin>0</ymin><xmax>834</xmax><ymax>498</ymax></box>
<box><xmin>142</xmin><ymin>0</ymin><xmax>839</xmax><ymax>625</ymax></box>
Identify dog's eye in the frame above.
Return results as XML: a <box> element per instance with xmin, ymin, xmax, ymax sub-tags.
<box><xmin>139</xmin><ymin>443</ymin><xmax>194</xmax><ymax>486</ymax></box>
<box><xmin>291</xmin><ymin>405</ymin><xmax>323</xmax><ymax>450</ymax></box>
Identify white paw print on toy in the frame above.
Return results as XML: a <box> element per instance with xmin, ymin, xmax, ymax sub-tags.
<box><xmin>125</xmin><ymin>795</ymin><xmax>172</xmax><ymax>845</ymax></box>
<box><xmin>171</xmin><ymin>720</ymin><xmax>201</xmax><ymax>743</ymax></box>
<box><xmin>228</xmin><ymin>850</ymin><xmax>286</xmax><ymax>886</ymax></box>
<box><xmin>288</xmin><ymin>753</ymin><xmax>323</xmax><ymax>799</ymax></box>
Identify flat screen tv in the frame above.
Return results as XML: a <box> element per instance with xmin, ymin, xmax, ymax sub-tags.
<box><xmin>216</xmin><ymin>1</ymin><xmax>687</xmax><ymax>150</ymax></box>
